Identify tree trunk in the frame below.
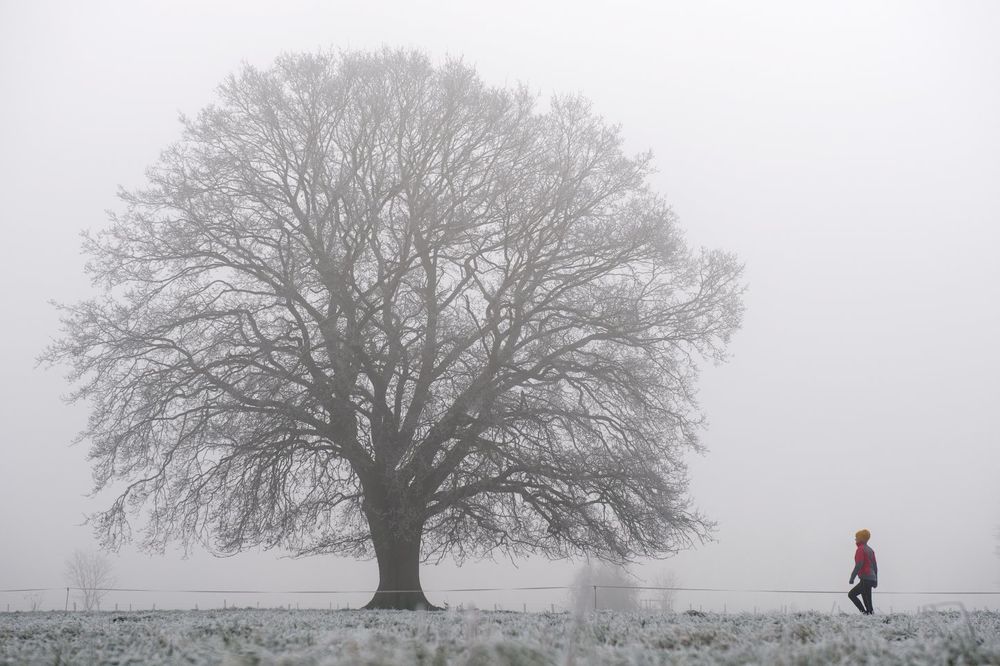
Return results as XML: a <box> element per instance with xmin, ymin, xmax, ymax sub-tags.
<box><xmin>363</xmin><ymin>511</ymin><xmax>438</xmax><ymax>610</ymax></box>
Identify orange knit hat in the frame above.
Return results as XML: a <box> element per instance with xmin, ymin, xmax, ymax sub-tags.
<box><xmin>855</xmin><ymin>529</ymin><xmax>871</xmax><ymax>543</ymax></box>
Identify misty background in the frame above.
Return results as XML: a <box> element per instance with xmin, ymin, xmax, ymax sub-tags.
<box><xmin>1</xmin><ymin>0</ymin><xmax>998</xmax><ymax>612</ymax></box>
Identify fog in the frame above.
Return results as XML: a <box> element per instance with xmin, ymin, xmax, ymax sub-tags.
<box><xmin>2</xmin><ymin>0</ymin><xmax>998</xmax><ymax>613</ymax></box>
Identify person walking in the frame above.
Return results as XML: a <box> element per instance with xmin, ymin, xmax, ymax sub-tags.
<box><xmin>848</xmin><ymin>529</ymin><xmax>878</xmax><ymax>614</ymax></box>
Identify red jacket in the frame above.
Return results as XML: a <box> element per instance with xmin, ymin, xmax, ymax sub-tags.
<box><xmin>852</xmin><ymin>543</ymin><xmax>878</xmax><ymax>582</ymax></box>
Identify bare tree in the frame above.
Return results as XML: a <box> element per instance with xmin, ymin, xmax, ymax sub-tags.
<box><xmin>24</xmin><ymin>592</ymin><xmax>44</xmax><ymax>613</ymax></box>
<box><xmin>649</xmin><ymin>570</ymin><xmax>679</xmax><ymax>612</ymax></box>
<box><xmin>44</xmin><ymin>49</ymin><xmax>744</xmax><ymax>609</ymax></box>
<box><xmin>571</xmin><ymin>562</ymin><xmax>640</xmax><ymax>612</ymax></box>
<box><xmin>65</xmin><ymin>550</ymin><xmax>114</xmax><ymax>611</ymax></box>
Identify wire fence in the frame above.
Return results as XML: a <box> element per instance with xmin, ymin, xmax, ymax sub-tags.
<box><xmin>3</xmin><ymin>584</ymin><xmax>1000</xmax><ymax>614</ymax></box>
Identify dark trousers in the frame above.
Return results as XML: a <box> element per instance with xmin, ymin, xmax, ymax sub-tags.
<box><xmin>848</xmin><ymin>579</ymin><xmax>875</xmax><ymax>614</ymax></box>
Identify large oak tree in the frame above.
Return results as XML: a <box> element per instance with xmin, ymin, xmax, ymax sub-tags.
<box><xmin>46</xmin><ymin>50</ymin><xmax>744</xmax><ymax>609</ymax></box>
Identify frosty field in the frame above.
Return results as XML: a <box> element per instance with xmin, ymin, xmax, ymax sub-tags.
<box><xmin>2</xmin><ymin>607</ymin><xmax>999</xmax><ymax>665</ymax></box>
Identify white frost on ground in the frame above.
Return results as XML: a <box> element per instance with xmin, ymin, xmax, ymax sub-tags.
<box><xmin>2</xmin><ymin>608</ymin><xmax>999</xmax><ymax>665</ymax></box>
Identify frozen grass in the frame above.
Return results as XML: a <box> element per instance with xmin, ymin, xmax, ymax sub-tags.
<box><xmin>2</xmin><ymin>607</ymin><xmax>999</xmax><ymax>665</ymax></box>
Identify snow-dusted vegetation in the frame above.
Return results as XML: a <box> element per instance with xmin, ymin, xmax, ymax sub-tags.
<box><xmin>2</xmin><ymin>608</ymin><xmax>999</xmax><ymax>665</ymax></box>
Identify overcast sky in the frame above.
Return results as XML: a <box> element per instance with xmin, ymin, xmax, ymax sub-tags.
<box><xmin>1</xmin><ymin>0</ymin><xmax>998</xmax><ymax>613</ymax></box>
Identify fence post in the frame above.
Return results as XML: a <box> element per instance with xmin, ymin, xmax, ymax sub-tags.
<box><xmin>594</xmin><ymin>585</ymin><xmax>598</xmax><ymax>611</ymax></box>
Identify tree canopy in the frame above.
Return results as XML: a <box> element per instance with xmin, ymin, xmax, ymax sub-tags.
<box><xmin>46</xmin><ymin>49</ymin><xmax>744</xmax><ymax>608</ymax></box>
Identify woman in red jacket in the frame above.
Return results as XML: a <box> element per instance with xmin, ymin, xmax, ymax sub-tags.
<box><xmin>848</xmin><ymin>529</ymin><xmax>878</xmax><ymax>614</ymax></box>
